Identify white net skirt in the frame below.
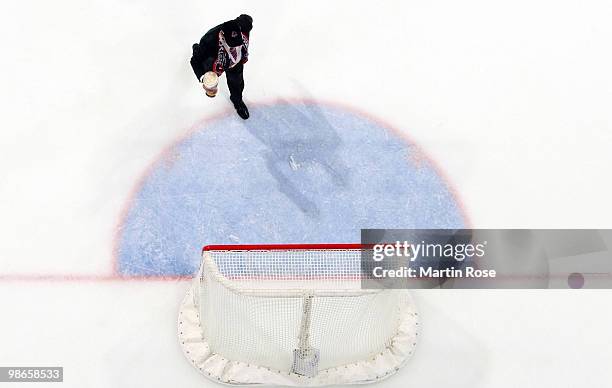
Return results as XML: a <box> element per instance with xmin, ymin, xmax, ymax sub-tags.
<box><xmin>178</xmin><ymin>245</ymin><xmax>419</xmax><ymax>386</ymax></box>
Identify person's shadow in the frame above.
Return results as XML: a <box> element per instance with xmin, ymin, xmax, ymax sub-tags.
<box><xmin>242</xmin><ymin>100</ymin><xmax>351</xmax><ymax>217</ymax></box>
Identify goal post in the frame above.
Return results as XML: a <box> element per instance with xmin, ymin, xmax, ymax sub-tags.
<box><xmin>178</xmin><ymin>244</ymin><xmax>419</xmax><ymax>386</ymax></box>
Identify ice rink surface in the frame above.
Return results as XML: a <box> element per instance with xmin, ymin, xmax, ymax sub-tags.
<box><xmin>117</xmin><ymin>101</ymin><xmax>466</xmax><ymax>276</ymax></box>
<box><xmin>1</xmin><ymin>0</ymin><xmax>612</xmax><ymax>387</ymax></box>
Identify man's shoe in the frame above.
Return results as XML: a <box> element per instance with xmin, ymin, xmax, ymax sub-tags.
<box><xmin>232</xmin><ymin>99</ymin><xmax>250</xmax><ymax>120</ymax></box>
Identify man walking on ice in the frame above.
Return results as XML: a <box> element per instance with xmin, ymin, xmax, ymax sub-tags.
<box><xmin>190</xmin><ymin>14</ymin><xmax>253</xmax><ymax>120</ymax></box>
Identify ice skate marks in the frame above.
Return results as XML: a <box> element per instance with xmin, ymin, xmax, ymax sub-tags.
<box><xmin>115</xmin><ymin>100</ymin><xmax>467</xmax><ymax>276</ymax></box>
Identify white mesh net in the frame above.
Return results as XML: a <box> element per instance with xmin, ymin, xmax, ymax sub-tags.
<box><xmin>178</xmin><ymin>245</ymin><xmax>418</xmax><ymax>386</ymax></box>
<box><xmin>206</xmin><ymin>247</ymin><xmax>367</xmax><ymax>292</ymax></box>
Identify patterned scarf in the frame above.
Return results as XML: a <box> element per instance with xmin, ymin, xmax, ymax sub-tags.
<box><xmin>214</xmin><ymin>31</ymin><xmax>249</xmax><ymax>75</ymax></box>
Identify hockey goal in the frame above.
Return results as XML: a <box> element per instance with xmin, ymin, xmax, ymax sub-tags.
<box><xmin>178</xmin><ymin>244</ymin><xmax>418</xmax><ymax>386</ymax></box>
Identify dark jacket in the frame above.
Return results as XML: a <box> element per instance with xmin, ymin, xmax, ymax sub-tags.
<box><xmin>190</xmin><ymin>15</ymin><xmax>252</xmax><ymax>80</ymax></box>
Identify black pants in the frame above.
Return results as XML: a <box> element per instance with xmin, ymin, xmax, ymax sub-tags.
<box><xmin>225</xmin><ymin>64</ymin><xmax>245</xmax><ymax>104</ymax></box>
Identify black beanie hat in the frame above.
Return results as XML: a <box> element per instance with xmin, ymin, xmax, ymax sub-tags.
<box><xmin>221</xmin><ymin>20</ymin><xmax>243</xmax><ymax>47</ymax></box>
<box><xmin>236</xmin><ymin>14</ymin><xmax>253</xmax><ymax>33</ymax></box>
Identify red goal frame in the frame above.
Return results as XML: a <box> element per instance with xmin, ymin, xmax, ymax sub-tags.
<box><xmin>203</xmin><ymin>243</ymin><xmax>369</xmax><ymax>252</ymax></box>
